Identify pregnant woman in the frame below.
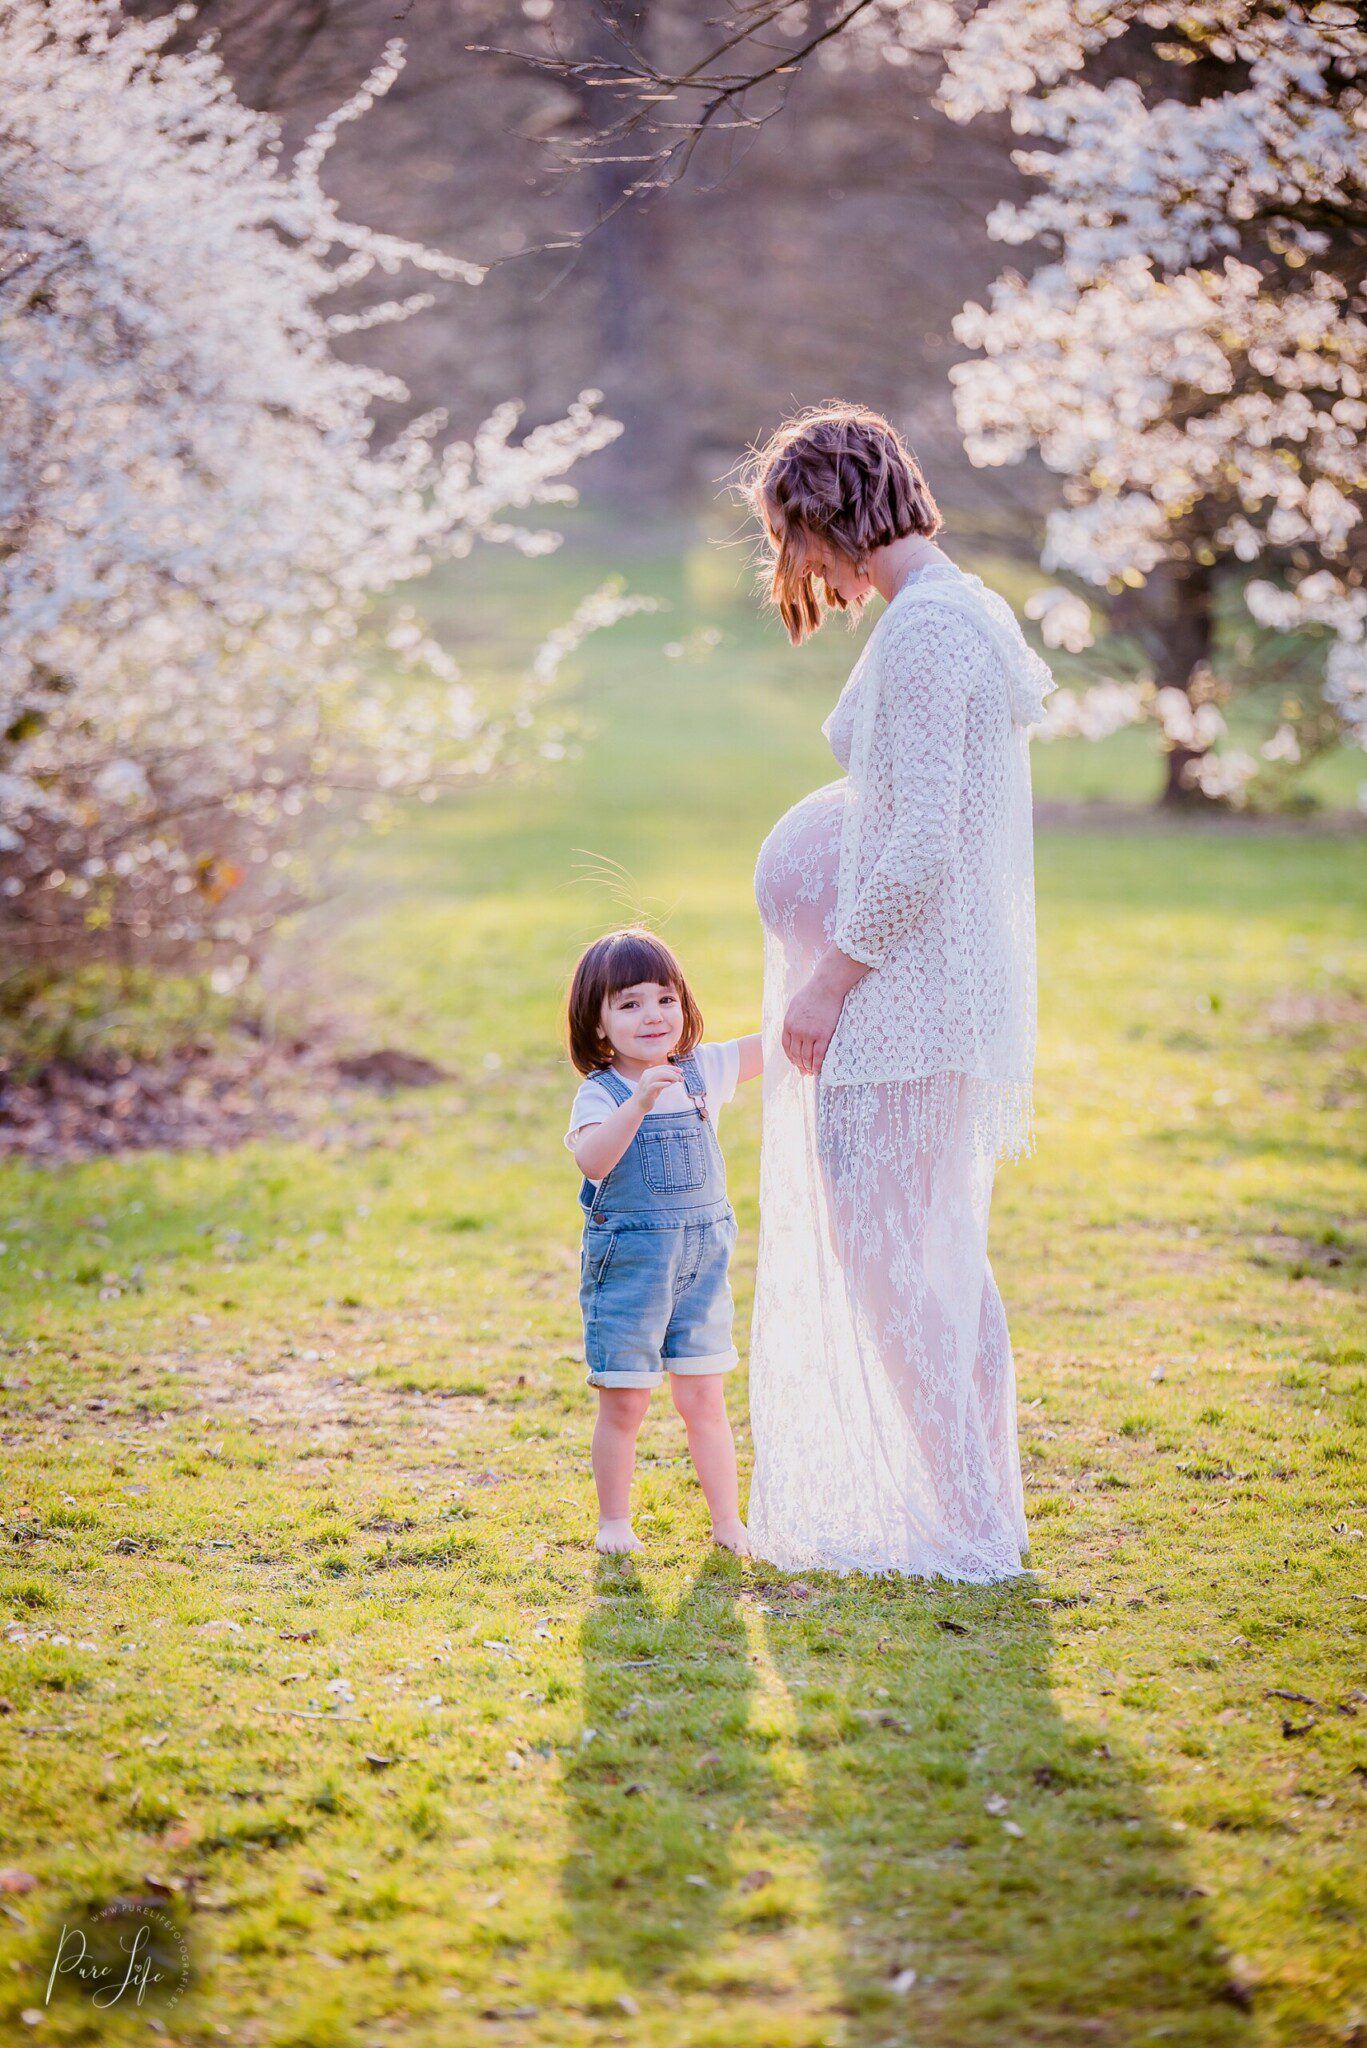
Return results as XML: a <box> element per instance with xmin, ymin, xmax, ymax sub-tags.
<box><xmin>745</xmin><ymin>404</ymin><xmax>1054</xmax><ymax>1581</ymax></box>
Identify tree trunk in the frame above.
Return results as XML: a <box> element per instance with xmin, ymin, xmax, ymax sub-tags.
<box><xmin>1117</xmin><ymin>561</ymin><xmax>1216</xmax><ymax>807</ymax></box>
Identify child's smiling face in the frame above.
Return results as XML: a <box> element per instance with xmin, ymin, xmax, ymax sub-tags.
<box><xmin>599</xmin><ymin>980</ymin><xmax>684</xmax><ymax>1068</ymax></box>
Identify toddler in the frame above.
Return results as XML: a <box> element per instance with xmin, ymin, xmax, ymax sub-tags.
<box><xmin>565</xmin><ymin>927</ymin><xmax>762</xmax><ymax>1554</ymax></box>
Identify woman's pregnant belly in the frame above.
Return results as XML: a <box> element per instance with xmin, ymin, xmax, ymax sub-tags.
<box><xmin>754</xmin><ymin>779</ymin><xmax>847</xmax><ymax>974</ymax></box>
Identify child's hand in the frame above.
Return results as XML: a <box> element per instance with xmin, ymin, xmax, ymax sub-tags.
<box><xmin>632</xmin><ymin>1064</ymin><xmax>679</xmax><ymax>1110</ymax></box>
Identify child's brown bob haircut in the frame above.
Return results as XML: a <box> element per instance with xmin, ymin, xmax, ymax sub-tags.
<box><xmin>567</xmin><ymin>927</ymin><xmax>704</xmax><ymax>1078</ymax></box>
<box><xmin>742</xmin><ymin>401</ymin><xmax>941</xmax><ymax>645</ymax></box>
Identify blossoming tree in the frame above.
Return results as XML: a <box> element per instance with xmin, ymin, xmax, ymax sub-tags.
<box><xmin>0</xmin><ymin>0</ymin><xmax>624</xmax><ymax>982</ymax></box>
<box><xmin>933</xmin><ymin>0</ymin><xmax>1366</xmax><ymax>803</ymax></box>
<box><xmin>534</xmin><ymin>0</ymin><xmax>1364</xmax><ymax>803</ymax></box>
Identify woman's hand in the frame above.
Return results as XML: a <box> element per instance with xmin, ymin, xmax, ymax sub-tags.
<box><xmin>781</xmin><ymin>950</ymin><xmax>869</xmax><ymax>1076</ymax></box>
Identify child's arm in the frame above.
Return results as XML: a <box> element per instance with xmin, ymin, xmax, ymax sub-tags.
<box><xmin>735</xmin><ymin>1032</ymin><xmax>764</xmax><ymax>1085</ymax></box>
<box><xmin>571</xmin><ymin>1066</ymin><xmax>677</xmax><ymax>1183</ymax></box>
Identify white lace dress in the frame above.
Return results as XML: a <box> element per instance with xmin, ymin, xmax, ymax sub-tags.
<box><xmin>748</xmin><ymin>560</ymin><xmax>1053</xmax><ymax>1581</ymax></box>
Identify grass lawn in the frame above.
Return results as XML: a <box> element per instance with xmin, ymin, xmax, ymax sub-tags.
<box><xmin>1</xmin><ymin>529</ymin><xmax>1364</xmax><ymax>2048</ymax></box>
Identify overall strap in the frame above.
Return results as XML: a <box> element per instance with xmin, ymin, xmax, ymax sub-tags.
<box><xmin>589</xmin><ymin>1065</ymin><xmax>633</xmax><ymax>1106</ymax></box>
<box><xmin>676</xmin><ymin>1049</ymin><xmax>709</xmax><ymax>1118</ymax></box>
<box><xmin>591</xmin><ymin>1057</ymin><xmax>707</xmax><ymax>1117</ymax></box>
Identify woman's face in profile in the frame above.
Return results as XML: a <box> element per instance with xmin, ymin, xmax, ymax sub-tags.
<box><xmin>804</xmin><ymin>534</ymin><xmax>872</xmax><ymax>609</ymax></box>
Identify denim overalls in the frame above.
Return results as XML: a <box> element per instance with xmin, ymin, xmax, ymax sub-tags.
<box><xmin>578</xmin><ymin>1052</ymin><xmax>739</xmax><ymax>1389</ymax></box>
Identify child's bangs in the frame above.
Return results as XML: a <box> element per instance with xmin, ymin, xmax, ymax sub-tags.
<box><xmin>602</xmin><ymin>932</ymin><xmax>682</xmax><ymax>998</ymax></box>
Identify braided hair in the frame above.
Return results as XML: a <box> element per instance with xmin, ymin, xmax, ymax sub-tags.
<box><xmin>743</xmin><ymin>403</ymin><xmax>942</xmax><ymax>644</ymax></box>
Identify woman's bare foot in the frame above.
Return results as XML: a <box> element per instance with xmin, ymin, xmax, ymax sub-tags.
<box><xmin>596</xmin><ymin>1519</ymin><xmax>642</xmax><ymax>1555</ymax></box>
<box><xmin>712</xmin><ymin>1519</ymin><xmax>751</xmax><ymax>1556</ymax></box>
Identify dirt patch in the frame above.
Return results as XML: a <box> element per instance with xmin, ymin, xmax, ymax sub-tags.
<box><xmin>172</xmin><ymin>1351</ymin><xmax>512</xmax><ymax>1478</ymax></box>
<box><xmin>1248</xmin><ymin>1231</ymin><xmax>1359</xmax><ymax>1279</ymax></box>
<box><xmin>0</xmin><ymin>1035</ymin><xmax>452</xmax><ymax>1165</ymax></box>
<box><xmin>1260</xmin><ymin>990</ymin><xmax>1367</xmax><ymax>1041</ymax></box>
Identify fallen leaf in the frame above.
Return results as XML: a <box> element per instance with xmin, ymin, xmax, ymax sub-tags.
<box><xmin>1221</xmin><ymin>1956</ymin><xmax>1260</xmax><ymax>2011</ymax></box>
<box><xmin>362</xmin><ymin>1753</ymin><xmax>400</xmax><ymax>1770</ymax></box>
<box><xmin>0</xmin><ymin>1871</ymin><xmax>37</xmax><ymax>1895</ymax></box>
<box><xmin>738</xmin><ymin>1869</ymin><xmax>774</xmax><ymax>1894</ymax></box>
<box><xmin>852</xmin><ymin>1709</ymin><xmax>906</xmax><ymax>1731</ymax></box>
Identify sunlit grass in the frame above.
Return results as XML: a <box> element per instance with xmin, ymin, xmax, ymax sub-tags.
<box><xmin>0</xmin><ymin>529</ymin><xmax>1363</xmax><ymax>2046</ymax></box>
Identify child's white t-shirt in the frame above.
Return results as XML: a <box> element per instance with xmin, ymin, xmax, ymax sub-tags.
<box><xmin>565</xmin><ymin>1040</ymin><xmax>741</xmax><ymax>1185</ymax></box>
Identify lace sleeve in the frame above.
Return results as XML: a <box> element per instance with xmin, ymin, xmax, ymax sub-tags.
<box><xmin>833</xmin><ymin>603</ymin><xmax>985</xmax><ymax>971</ymax></box>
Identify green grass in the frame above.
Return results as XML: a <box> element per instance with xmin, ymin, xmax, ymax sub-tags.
<box><xmin>0</xmin><ymin>529</ymin><xmax>1364</xmax><ymax>2048</ymax></box>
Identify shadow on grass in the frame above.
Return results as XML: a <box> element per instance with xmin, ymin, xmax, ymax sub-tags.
<box><xmin>763</xmin><ymin>1576</ymin><xmax>1248</xmax><ymax>2045</ymax></box>
<box><xmin>566</xmin><ymin>1564</ymin><xmax>1248</xmax><ymax>2045</ymax></box>
<box><xmin>561</xmin><ymin>1552</ymin><xmax>770</xmax><ymax>1986</ymax></box>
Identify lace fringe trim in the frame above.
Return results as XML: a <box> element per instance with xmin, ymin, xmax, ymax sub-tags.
<box><xmin>817</xmin><ymin>1071</ymin><xmax>1036</xmax><ymax>1166</ymax></box>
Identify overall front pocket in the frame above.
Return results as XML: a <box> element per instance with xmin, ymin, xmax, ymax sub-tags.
<box><xmin>639</xmin><ymin>1126</ymin><xmax>707</xmax><ymax>1194</ymax></box>
<box><xmin>582</xmin><ymin>1225</ymin><xmax>617</xmax><ymax>1286</ymax></box>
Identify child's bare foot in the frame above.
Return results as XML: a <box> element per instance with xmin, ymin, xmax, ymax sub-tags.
<box><xmin>712</xmin><ymin>1519</ymin><xmax>750</xmax><ymax>1556</ymax></box>
<box><xmin>596</xmin><ymin>1519</ymin><xmax>642</xmax><ymax>1555</ymax></box>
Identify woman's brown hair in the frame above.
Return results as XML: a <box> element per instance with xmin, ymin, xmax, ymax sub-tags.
<box><xmin>742</xmin><ymin>402</ymin><xmax>942</xmax><ymax>644</ymax></box>
<box><xmin>566</xmin><ymin>927</ymin><xmax>704</xmax><ymax>1078</ymax></box>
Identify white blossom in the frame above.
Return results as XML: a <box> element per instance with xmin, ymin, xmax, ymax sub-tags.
<box><xmin>93</xmin><ymin>760</ymin><xmax>154</xmax><ymax>809</ymax></box>
<box><xmin>0</xmin><ymin>0</ymin><xmax>621</xmax><ymax>960</ymax></box>
<box><xmin>528</xmin><ymin>580</ymin><xmax>662</xmax><ymax>688</ymax></box>
<box><xmin>1325</xmin><ymin>638</ymin><xmax>1367</xmax><ymax>746</ymax></box>
<box><xmin>1181</xmin><ymin>748</ymin><xmax>1259</xmax><ymax>803</ymax></box>
<box><xmin>926</xmin><ymin>0</ymin><xmax>1367</xmax><ymax>797</ymax></box>
<box><xmin>1153</xmin><ymin>687</ymin><xmax>1226</xmax><ymax>752</ymax></box>
<box><xmin>1023</xmin><ymin>585</ymin><xmax>1095</xmax><ymax>652</ymax></box>
<box><xmin>1034</xmin><ymin>679</ymin><xmax>1152</xmax><ymax>741</ymax></box>
<box><xmin>1261</xmin><ymin>722</ymin><xmax>1302</xmax><ymax>764</ymax></box>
